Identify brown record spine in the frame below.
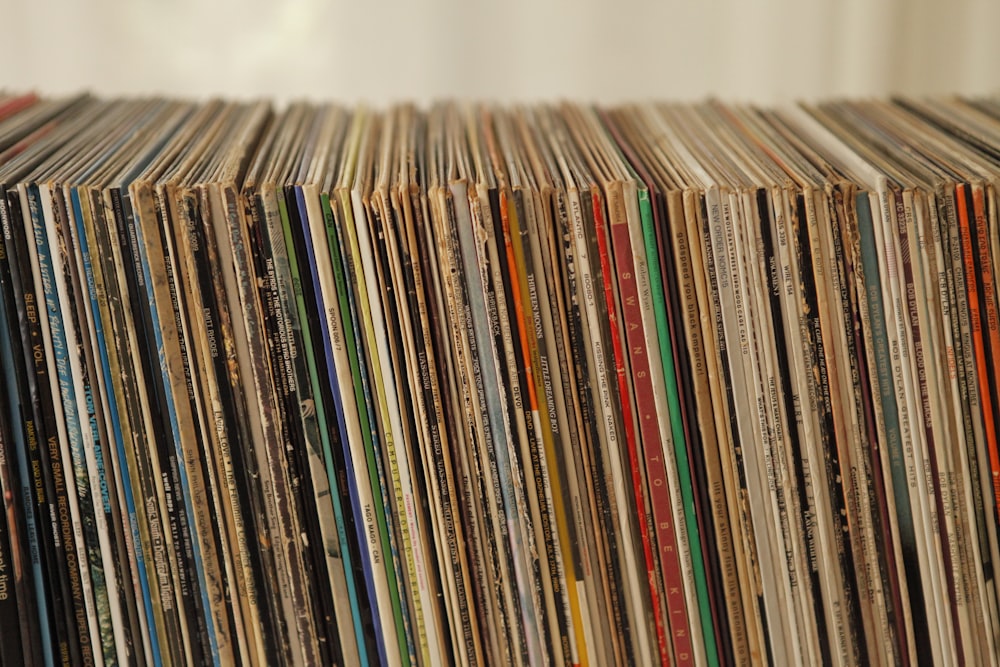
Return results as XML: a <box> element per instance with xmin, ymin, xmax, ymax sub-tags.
<box><xmin>168</xmin><ymin>184</ymin><xmax>254</xmax><ymax>664</ymax></box>
<box><xmin>838</xmin><ymin>186</ymin><xmax>909</xmax><ymax>664</ymax></box>
<box><xmin>479</xmin><ymin>184</ymin><xmax>541</xmax><ymax>666</ymax></box>
<box><xmin>897</xmin><ymin>190</ymin><xmax>968</xmax><ymax>661</ymax></box>
<box><xmin>811</xmin><ymin>183</ymin><xmax>882</xmax><ymax>662</ymax></box>
<box><xmin>202</xmin><ymin>184</ymin><xmax>279</xmax><ymax>666</ymax></box>
<box><xmin>404</xmin><ymin>180</ymin><xmax>482</xmax><ymax>665</ymax></box>
<box><xmin>430</xmin><ymin>183</ymin><xmax>516</xmax><ymax>664</ymax></box>
<box><xmin>558</xmin><ymin>185</ymin><xmax>618</xmax><ymax>666</ymax></box>
<box><xmin>673</xmin><ymin>188</ymin><xmax>754</xmax><ymax>664</ymax></box>
<box><xmin>796</xmin><ymin>191</ymin><xmax>866</xmax><ymax>664</ymax></box>
<box><xmin>148</xmin><ymin>183</ymin><xmax>239</xmax><ymax>663</ymax></box>
<box><xmin>220</xmin><ymin>183</ymin><xmax>292</xmax><ymax>664</ymax></box>
<box><xmin>530</xmin><ymin>182</ymin><xmax>595</xmax><ymax>667</ymax></box>
<box><xmin>499</xmin><ymin>182</ymin><xmax>577</xmax><ymax>665</ymax></box>
<box><xmin>540</xmin><ymin>186</ymin><xmax>601</xmax><ymax>667</ymax></box>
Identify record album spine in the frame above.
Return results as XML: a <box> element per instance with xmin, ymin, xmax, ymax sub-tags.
<box><xmin>0</xmin><ymin>187</ymin><xmax>48</xmax><ymax>667</ymax></box>
<box><xmin>113</xmin><ymin>187</ymin><xmax>209</xmax><ymax>664</ymax></box>
<box><xmin>296</xmin><ymin>184</ymin><xmax>370</xmax><ymax>666</ymax></box>
<box><xmin>220</xmin><ymin>185</ymin><xmax>298</xmax><ymax>664</ymax></box>
<box><xmin>11</xmin><ymin>186</ymin><xmax>87</xmax><ymax>667</ymax></box>
<box><xmin>321</xmin><ymin>190</ymin><xmax>395</xmax><ymax>664</ymax></box>
<box><xmin>286</xmin><ymin>184</ymin><xmax>361</xmax><ymax>667</ymax></box>
<box><xmin>451</xmin><ymin>179</ymin><xmax>535</xmax><ymax>666</ymax></box>
<box><xmin>549</xmin><ymin>184</ymin><xmax>613</xmax><ymax>667</ymax></box>
<box><xmin>336</xmin><ymin>185</ymin><xmax>409</xmax><ymax>667</ymax></box>
<box><xmin>966</xmin><ymin>185</ymin><xmax>1000</xmax><ymax>522</ymax></box>
<box><xmin>865</xmin><ymin>189</ymin><xmax>938</xmax><ymax>663</ymax></box>
<box><xmin>40</xmin><ymin>182</ymin><xmax>119</xmax><ymax>666</ymax></box>
<box><xmin>639</xmin><ymin>184</ymin><xmax>714</xmax><ymax>666</ymax></box>
<box><xmin>402</xmin><ymin>180</ymin><xmax>481</xmax><ymax>665</ymax></box>
<box><xmin>898</xmin><ymin>189</ymin><xmax>963</xmax><ymax>660</ymax></box>
<box><xmin>506</xmin><ymin>184</ymin><xmax>575</xmax><ymax>666</ymax></box>
<box><xmin>249</xmin><ymin>187</ymin><xmax>323</xmax><ymax>666</ymax></box>
<box><xmin>605</xmin><ymin>181</ymin><xmax>679</xmax><ymax>666</ymax></box>
<box><xmin>275</xmin><ymin>186</ymin><xmax>347</xmax><ymax>667</ymax></box>
<box><xmin>536</xmin><ymin>185</ymin><xmax>598</xmax><ymax>667</ymax></box>
<box><xmin>671</xmin><ymin>188</ymin><xmax>747</xmax><ymax>664</ymax></box>
<box><xmin>70</xmin><ymin>186</ymin><xmax>154</xmax><ymax>666</ymax></box>
<box><xmin>0</xmin><ymin>321</ymin><xmax>26</xmax><ymax>666</ymax></box>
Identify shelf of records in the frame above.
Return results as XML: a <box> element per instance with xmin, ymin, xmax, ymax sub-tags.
<box><xmin>0</xmin><ymin>91</ymin><xmax>999</xmax><ymax>666</ymax></box>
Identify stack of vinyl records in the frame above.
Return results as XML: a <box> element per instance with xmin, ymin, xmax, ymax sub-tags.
<box><xmin>1</xmin><ymin>92</ymin><xmax>1000</xmax><ymax>666</ymax></box>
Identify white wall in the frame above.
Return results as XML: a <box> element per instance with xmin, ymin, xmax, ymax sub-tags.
<box><xmin>3</xmin><ymin>0</ymin><xmax>999</xmax><ymax>105</ymax></box>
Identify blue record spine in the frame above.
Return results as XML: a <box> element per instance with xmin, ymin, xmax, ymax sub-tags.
<box><xmin>70</xmin><ymin>187</ymin><xmax>162</xmax><ymax>667</ymax></box>
<box><xmin>294</xmin><ymin>185</ymin><xmax>369</xmax><ymax>663</ymax></box>
<box><xmin>25</xmin><ymin>183</ymin><xmax>101</xmax><ymax>666</ymax></box>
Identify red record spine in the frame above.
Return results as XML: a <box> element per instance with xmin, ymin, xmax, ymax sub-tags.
<box><xmin>590</xmin><ymin>188</ymin><xmax>673</xmax><ymax>666</ymax></box>
<box><xmin>972</xmin><ymin>187</ymin><xmax>1000</xmax><ymax>522</ymax></box>
<box><xmin>956</xmin><ymin>185</ymin><xmax>1000</xmax><ymax>516</ymax></box>
<box><xmin>606</xmin><ymin>186</ymin><xmax>695</xmax><ymax>665</ymax></box>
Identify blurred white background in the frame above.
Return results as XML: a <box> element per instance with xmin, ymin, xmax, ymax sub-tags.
<box><xmin>2</xmin><ymin>0</ymin><xmax>999</xmax><ymax>105</ymax></box>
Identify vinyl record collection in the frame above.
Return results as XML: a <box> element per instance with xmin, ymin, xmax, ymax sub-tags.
<box><xmin>2</xmin><ymin>92</ymin><xmax>1000</xmax><ymax>666</ymax></box>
